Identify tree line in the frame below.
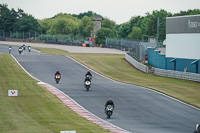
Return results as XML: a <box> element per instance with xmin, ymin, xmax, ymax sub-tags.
<box><xmin>1</xmin><ymin>3</ymin><xmax>200</xmax><ymax>44</ymax></box>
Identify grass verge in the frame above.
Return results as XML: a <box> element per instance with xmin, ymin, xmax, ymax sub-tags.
<box><xmin>33</xmin><ymin>47</ymin><xmax>200</xmax><ymax>109</ymax></box>
<box><xmin>0</xmin><ymin>53</ymin><xmax>109</xmax><ymax>133</ymax></box>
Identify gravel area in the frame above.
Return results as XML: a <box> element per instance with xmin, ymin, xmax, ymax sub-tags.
<box><xmin>0</xmin><ymin>41</ymin><xmax>126</xmax><ymax>54</ymax></box>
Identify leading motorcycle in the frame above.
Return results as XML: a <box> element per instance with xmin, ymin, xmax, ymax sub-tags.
<box><xmin>55</xmin><ymin>74</ymin><xmax>61</xmax><ymax>84</ymax></box>
<box><xmin>18</xmin><ymin>47</ymin><xmax>23</xmax><ymax>54</ymax></box>
<box><xmin>84</xmin><ymin>80</ymin><xmax>91</xmax><ymax>91</ymax></box>
<box><xmin>105</xmin><ymin>105</ymin><xmax>114</xmax><ymax>118</ymax></box>
<box><xmin>194</xmin><ymin>124</ymin><xmax>200</xmax><ymax>133</ymax></box>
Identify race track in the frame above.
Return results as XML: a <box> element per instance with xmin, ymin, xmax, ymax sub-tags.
<box><xmin>1</xmin><ymin>44</ymin><xmax>199</xmax><ymax>133</ymax></box>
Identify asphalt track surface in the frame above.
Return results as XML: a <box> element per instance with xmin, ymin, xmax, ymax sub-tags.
<box><xmin>1</xmin><ymin>44</ymin><xmax>200</xmax><ymax>133</ymax></box>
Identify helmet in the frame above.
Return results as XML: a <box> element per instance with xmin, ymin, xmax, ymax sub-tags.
<box><xmin>88</xmin><ymin>70</ymin><xmax>90</xmax><ymax>72</ymax></box>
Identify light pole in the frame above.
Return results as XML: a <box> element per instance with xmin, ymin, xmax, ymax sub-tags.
<box><xmin>156</xmin><ymin>17</ymin><xmax>159</xmax><ymax>43</ymax></box>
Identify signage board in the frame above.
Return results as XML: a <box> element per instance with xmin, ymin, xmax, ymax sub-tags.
<box><xmin>8</xmin><ymin>90</ymin><xmax>18</xmax><ymax>96</ymax></box>
<box><xmin>60</xmin><ymin>131</ymin><xmax>76</xmax><ymax>133</ymax></box>
<box><xmin>166</xmin><ymin>15</ymin><xmax>200</xmax><ymax>34</ymax></box>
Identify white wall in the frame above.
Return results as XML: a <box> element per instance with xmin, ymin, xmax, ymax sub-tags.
<box><xmin>166</xmin><ymin>33</ymin><xmax>200</xmax><ymax>59</ymax></box>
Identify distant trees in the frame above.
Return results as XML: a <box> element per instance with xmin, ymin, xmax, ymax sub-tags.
<box><xmin>117</xmin><ymin>22</ymin><xmax>131</xmax><ymax>38</ymax></box>
<box><xmin>1</xmin><ymin>3</ymin><xmax>200</xmax><ymax>43</ymax></box>
<box><xmin>127</xmin><ymin>27</ymin><xmax>142</xmax><ymax>40</ymax></box>
<box><xmin>0</xmin><ymin>4</ymin><xmax>39</xmax><ymax>32</ymax></box>
<box><xmin>72</xmin><ymin>11</ymin><xmax>99</xmax><ymax>19</ymax></box>
<box><xmin>95</xmin><ymin>28</ymin><xmax>117</xmax><ymax>44</ymax></box>
<box><xmin>39</xmin><ymin>13</ymin><xmax>94</xmax><ymax>37</ymax></box>
<box><xmin>173</xmin><ymin>9</ymin><xmax>200</xmax><ymax>16</ymax></box>
<box><xmin>141</xmin><ymin>10</ymin><xmax>172</xmax><ymax>42</ymax></box>
<box><xmin>47</xmin><ymin>13</ymin><xmax>79</xmax><ymax>35</ymax></box>
<box><xmin>101</xmin><ymin>18</ymin><xmax>116</xmax><ymax>30</ymax></box>
<box><xmin>95</xmin><ymin>18</ymin><xmax>118</xmax><ymax>44</ymax></box>
<box><xmin>14</xmin><ymin>15</ymin><xmax>40</xmax><ymax>32</ymax></box>
<box><xmin>115</xmin><ymin>10</ymin><xmax>172</xmax><ymax>42</ymax></box>
<box><xmin>78</xmin><ymin>16</ymin><xmax>93</xmax><ymax>37</ymax></box>
<box><xmin>38</xmin><ymin>18</ymin><xmax>51</xmax><ymax>34</ymax></box>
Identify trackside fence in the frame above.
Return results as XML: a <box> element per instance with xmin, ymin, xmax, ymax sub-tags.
<box><xmin>153</xmin><ymin>67</ymin><xmax>200</xmax><ymax>82</ymax></box>
<box><xmin>125</xmin><ymin>53</ymin><xmax>148</xmax><ymax>73</ymax></box>
<box><xmin>125</xmin><ymin>53</ymin><xmax>200</xmax><ymax>82</ymax></box>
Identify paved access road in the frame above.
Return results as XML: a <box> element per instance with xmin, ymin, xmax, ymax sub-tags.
<box><xmin>1</xmin><ymin>45</ymin><xmax>200</xmax><ymax>133</ymax></box>
<box><xmin>0</xmin><ymin>41</ymin><xmax>126</xmax><ymax>54</ymax></box>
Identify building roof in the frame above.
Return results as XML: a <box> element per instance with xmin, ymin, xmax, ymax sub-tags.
<box><xmin>167</xmin><ymin>14</ymin><xmax>200</xmax><ymax>19</ymax></box>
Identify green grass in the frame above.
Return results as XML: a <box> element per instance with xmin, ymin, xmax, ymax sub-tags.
<box><xmin>33</xmin><ymin>47</ymin><xmax>200</xmax><ymax>109</ymax></box>
<box><xmin>0</xmin><ymin>53</ymin><xmax>109</xmax><ymax>133</ymax></box>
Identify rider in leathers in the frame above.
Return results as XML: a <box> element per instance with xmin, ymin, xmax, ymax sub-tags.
<box><xmin>55</xmin><ymin>71</ymin><xmax>61</xmax><ymax>78</ymax></box>
<box><xmin>85</xmin><ymin>70</ymin><xmax>92</xmax><ymax>77</ymax></box>
<box><xmin>105</xmin><ymin>98</ymin><xmax>115</xmax><ymax>112</ymax></box>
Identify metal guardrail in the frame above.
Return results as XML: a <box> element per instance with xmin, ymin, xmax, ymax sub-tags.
<box><xmin>125</xmin><ymin>53</ymin><xmax>200</xmax><ymax>82</ymax></box>
<box><xmin>153</xmin><ymin>67</ymin><xmax>200</xmax><ymax>82</ymax></box>
<box><xmin>125</xmin><ymin>53</ymin><xmax>148</xmax><ymax>73</ymax></box>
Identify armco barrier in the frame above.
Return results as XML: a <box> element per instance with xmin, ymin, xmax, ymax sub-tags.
<box><xmin>125</xmin><ymin>53</ymin><xmax>200</xmax><ymax>82</ymax></box>
<box><xmin>153</xmin><ymin>67</ymin><xmax>200</xmax><ymax>82</ymax></box>
<box><xmin>125</xmin><ymin>53</ymin><xmax>148</xmax><ymax>73</ymax></box>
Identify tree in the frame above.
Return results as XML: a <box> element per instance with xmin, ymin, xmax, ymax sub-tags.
<box><xmin>14</xmin><ymin>14</ymin><xmax>40</xmax><ymax>32</ymax></box>
<box><xmin>46</xmin><ymin>13</ymin><xmax>80</xmax><ymax>35</ymax></box>
<box><xmin>0</xmin><ymin>4</ymin><xmax>17</xmax><ymax>31</ymax></box>
<box><xmin>38</xmin><ymin>18</ymin><xmax>52</xmax><ymax>34</ymax></box>
<box><xmin>72</xmin><ymin>11</ymin><xmax>100</xmax><ymax>19</ymax></box>
<box><xmin>127</xmin><ymin>27</ymin><xmax>142</xmax><ymax>40</ymax></box>
<box><xmin>78</xmin><ymin>16</ymin><xmax>93</xmax><ymax>37</ymax></box>
<box><xmin>101</xmin><ymin>18</ymin><xmax>116</xmax><ymax>30</ymax></box>
<box><xmin>95</xmin><ymin>28</ymin><xmax>117</xmax><ymax>44</ymax></box>
<box><xmin>173</xmin><ymin>9</ymin><xmax>200</xmax><ymax>16</ymax></box>
<box><xmin>139</xmin><ymin>9</ymin><xmax>172</xmax><ymax>42</ymax></box>
<box><xmin>129</xmin><ymin>16</ymin><xmax>141</xmax><ymax>28</ymax></box>
<box><xmin>117</xmin><ymin>22</ymin><xmax>131</xmax><ymax>38</ymax></box>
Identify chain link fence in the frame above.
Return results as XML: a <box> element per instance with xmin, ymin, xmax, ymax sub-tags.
<box><xmin>0</xmin><ymin>31</ymin><xmax>84</xmax><ymax>46</ymax></box>
<box><xmin>105</xmin><ymin>37</ymin><xmax>158</xmax><ymax>62</ymax></box>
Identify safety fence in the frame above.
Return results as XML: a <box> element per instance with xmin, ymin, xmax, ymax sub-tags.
<box><xmin>106</xmin><ymin>37</ymin><xmax>158</xmax><ymax>62</ymax></box>
<box><xmin>125</xmin><ymin>53</ymin><xmax>200</xmax><ymax>82</ymax></box>
<box><xmin>0</xmin><ymin>31</ymin><xmax>84</xmax><ymax>45</ymax></box>
<box><xmin>125</xmin><ymin>53</ymin><xmax>148</xmax><ymax>73</ymax></box>
<box><xmin>153</xmin><ymin>67</ymin><xmax>200</xmax><ymax>82</ymax></box>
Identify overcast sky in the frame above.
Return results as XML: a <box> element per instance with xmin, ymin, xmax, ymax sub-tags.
<box><xmin>1</xmin><ymin>0</ymin><xmax>200</xmax><ymax>24</ymax></box>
